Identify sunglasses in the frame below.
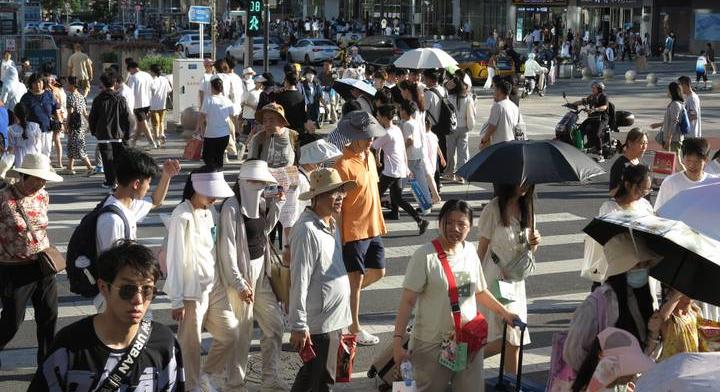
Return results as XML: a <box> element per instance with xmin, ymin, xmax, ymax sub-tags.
<box><xmin>110</xmin><ymin>284</ymin><xmax>157</xmax><ymax>301</ymax></box>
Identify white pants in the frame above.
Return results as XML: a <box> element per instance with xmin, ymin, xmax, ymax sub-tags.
<box><xmin>40</xmin><ymin>132</ymin><xmax>53</xmax><ymax>157</ymax></box>
<box><xmin>445</xmin><ymin>129</ymin><xmax>469</xmax><ymax>175</ymax></box>
<box><xmin>410</xmin><ymin>338</ymin><xmax>485</xmax><ymax>392</ymax></box>
<box><xmin>177</xmin><ymin>283</ymin><xmax>240</xmax><ymax>391</ymax></box>
<box><xmin>226</xmin><ymin>256</ymin><xmax>284</xmax><ymax>389</ymax></box>
<box><xmin>483</xmin><ymin>67</ymin><xmax>495</xmax><ymax>89</ymax></box>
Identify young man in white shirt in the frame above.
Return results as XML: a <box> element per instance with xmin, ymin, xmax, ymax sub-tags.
<box><xmin>605</xmin><ymin>43</ymin><xmax>615</xmax><ymax>70</ymax></box>
<box><xmin>126</xmin><ymin>62</ymin><xmax>158</xmax><ymax>149</ymax></box>
<box><xmin>481</xmin><ymin>80</ymin><xmax>519</xmax><ymax>148</ymax></box>
<box><xmin>655</xmin><ymin>138</ymin><xmax>716</xmax><ymax>210</ymax></box>
<box><xmin>678</xmin><ymin>76</ymin><xmax>702</xmax><ymax>138</ymax></box>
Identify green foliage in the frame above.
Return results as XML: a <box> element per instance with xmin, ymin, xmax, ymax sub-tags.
<box><xmin>139</xmin><ymin>55</ymin><xmax>174</xmax><ymax>75</ymax></box>
<box><xmin>100</xmin><ymin>51</ymin><xmax>118</xmax><ymax>63</ymax></box>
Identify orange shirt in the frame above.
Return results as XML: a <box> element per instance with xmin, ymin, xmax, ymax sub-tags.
<box><xmin>334</xmin><ymin>147</ymin><xmax>387</xmax><ymax>244</ymax></box>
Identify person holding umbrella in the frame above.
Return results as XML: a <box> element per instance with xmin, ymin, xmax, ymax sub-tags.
<box><xmin>475</xmin><ymin>183</ymin><xmax>540</xmax><ymax>374</ymax></box>
<box><xmin>565</xmin><ymin>233</ymin><xmax>660</xmax><ymax>390</ymax></box>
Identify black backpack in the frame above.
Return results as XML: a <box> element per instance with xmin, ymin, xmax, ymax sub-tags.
<box><xmin>65</xmin><ymin>196</ymin><xmax>130</xmax><ymax>297</ymax></box>
<box><xmin>427</xmin><ymin>88</ymin><xmax>458</xmax><ymax>136</ymax></box>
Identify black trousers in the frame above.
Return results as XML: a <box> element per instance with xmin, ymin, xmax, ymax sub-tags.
<box><xmin>291</xmin><ymin>332</ymin><xmax>338</xmax><ymax>392</ymax></box>
<box><xmin>580</xmin><ymin>117</ymin><xmax>607</xmax><ymax>151</ymax></box>
<box><xmin>378</xmin><ymin>174</ymin><xmax>421</xmax><ymax>222</ymax></box>
<box><xmin>97</xmin><ymin>141</ymin><xmax>125</xmax><ymax>186</ymax></box>
<box><xmin>0</xmin><ymin>262</ymin><xmax>58</xmax><ymax>366</ymax></box>
<box><xmin>432</xmin><ymin>130</ymin><xmax>448</xmax><ymax>191</ymax></box>
<box><xmin>202</xmin><ymin>135</ymin><xmax>229</xmax><ymax>169</ymax></box>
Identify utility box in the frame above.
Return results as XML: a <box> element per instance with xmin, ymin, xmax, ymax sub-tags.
<box><xmin>172</xmin><ymin>58</ymin><xmax>205</xmax><ymax>126</ymax></box>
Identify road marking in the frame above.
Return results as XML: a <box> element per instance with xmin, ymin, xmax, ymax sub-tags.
<box><xmin>383</xmin><ymin>212</ymin><xmax>586</xmax><ymax>232</ymax></box>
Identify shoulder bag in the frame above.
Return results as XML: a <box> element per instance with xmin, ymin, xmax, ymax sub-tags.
<box><xmin>514</xmin><ymin>111</ymin><xmax>527</xmax><ymax>141</ymax></box>
<box><xmin>267</xmin><ymin>238</ymin><xmax>291</xmax><ymax>305</ymax></box>
<box><xmin>432</xmin><ymin>239</ymin><xmax>488</xmax><ymax>372</ymax></box>
<box><xmin>96</xmin><ymin>319</ymin><xmax>153</xmax><ymax>392</ymax></box>
<box><xmin>13</xmin><ymin>188</ymin><xmax>66</xmax><ymax>275</ymax></box>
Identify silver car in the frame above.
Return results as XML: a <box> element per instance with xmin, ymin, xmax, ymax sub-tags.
<box><xmin>225</xmin><ymin>36</ymin><xmax>280</xmax><ymax>64</ymax></box>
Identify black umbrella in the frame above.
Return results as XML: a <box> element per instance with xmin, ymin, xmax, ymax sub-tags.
<box><xmin>455</xmin><ymin>139</ymin><xmax>604</xmax><ymax>184</ymax></box>
<box><xmin>584</xmin><ymin>210</ymin><xmax>720</xmax><ymax>307</ymax></box>
<box><xmin>332</xmin><ymin>78</ymin><xmax>376</xmax><ymax>101</ymax></box>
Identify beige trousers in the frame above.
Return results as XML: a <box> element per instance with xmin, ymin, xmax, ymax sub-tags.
<box><xmin>410</xmin><ymin>339</ymin><xmax>485</xmax><ymax>392</ymax></box>
<box><xmin>226</xmin><ymin>116</ymin><xmax>238</xmax><ymax>155</ymax></box>
<box><xmin>226</xmin><ymin>257</ymin><xmax>284</xmax><ymax>389</ymax></box>
<box><xmin>177</xmin><ymin>283</ymin><xmax>240</xmax><ymax>391</ymax></box>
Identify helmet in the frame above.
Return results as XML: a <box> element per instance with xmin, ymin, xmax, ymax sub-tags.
<box><xmin>591</xmin><ymin>80</ymin><xmax>605</xmax><ymax>92</ymax></box>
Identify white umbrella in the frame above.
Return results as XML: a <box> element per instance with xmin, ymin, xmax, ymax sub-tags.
<box><xmin>332</xmin><ymin>78</ymin><xmax>377</xmax><ymax>100</ymax></box>
<box><xmin>635</xmin><ymin>353</ymin><xmax>720</xmax><ymax>392</ymax></box>
<box><xmin>657</xmin><ymin>178</ymin><xmax>720</xmax><ymax>241</ymax></box>
<box><xmin>393</xmin><ymin>48</ymin><xmax>458</xmax><ymax>69</ymax></box>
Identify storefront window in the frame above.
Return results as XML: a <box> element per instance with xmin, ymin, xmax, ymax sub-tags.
<box><xmin>461</xmin><ymin>0</ymin><xmax>507</xmax><ymax>41</ymax></box>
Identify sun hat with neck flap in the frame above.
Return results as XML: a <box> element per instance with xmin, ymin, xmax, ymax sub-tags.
<box><xmin>237</xmin><ymin>159</ymin><xmax>277</xmax><ymax>184</ymax></box>
<box><xmin>603</xmin><ymin>232</ymin><xmax>661</xmax><ymax>278</ymax></box>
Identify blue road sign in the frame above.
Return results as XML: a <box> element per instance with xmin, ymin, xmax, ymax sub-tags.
<box><xmin>188</xmin><ymin>6</ymin><xmax>211</xmax><ymax>24</ymax></box>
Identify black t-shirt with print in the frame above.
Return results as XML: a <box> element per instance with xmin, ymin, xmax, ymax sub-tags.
<box><xmin>28</xmin><ymin>316</ymin><xmax>184</xmax><ymax>392</ymax></box>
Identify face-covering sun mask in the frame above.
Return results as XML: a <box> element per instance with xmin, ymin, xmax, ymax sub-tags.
<box><xmin>239</xmin><ymin>180</ymin><xmax>265</xmax><ymax>219</ymax></box>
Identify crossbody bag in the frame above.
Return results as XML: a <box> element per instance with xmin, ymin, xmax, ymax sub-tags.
<box><xmin>96</xmin><ymin>319</ymin><xmax>153</xmax><ymax>392</ymax></box>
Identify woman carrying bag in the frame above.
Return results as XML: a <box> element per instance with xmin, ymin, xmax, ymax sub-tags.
<box><xmin>216</xmin><ymin>159</ymin><xmax>288</xmax><ymax>391</ymax></box>
<box><xmin>476</xmin><ymin>183</ymin><xmax>541</xmax><ymax>375</ymax></box>
<box><xmin>393</xmin><ymin>200</ymin><xmax>521</xmax><ymax>391</ymax></box>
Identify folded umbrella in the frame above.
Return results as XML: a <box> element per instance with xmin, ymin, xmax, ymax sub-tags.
<box><xmin>583</xmin><ymin>210</ymin><xmax>720</xmax><ymax>306</ymax></box>
<box><xmin>455</xmin><ymin>139</ymin><xmax>605</xmax><ymax>185</ymax></box>
<box><xmin>393</xmin><ymin>48</ymin><xmax>458</xmax><ymax>69</ymax></box>
<box><xmin>332</xmin><ymin>78</ymin><xmax>377</xmax><ymax>101</ymax></box>
<box><xmin>657</xmin><ymin>179</ymin><xmax>720</xmax><ymax>241</ymax></box>
<box><xmin>635</xmin><ymin>352</ymin><xmax>720</xmax><ymax>392</ymax></box>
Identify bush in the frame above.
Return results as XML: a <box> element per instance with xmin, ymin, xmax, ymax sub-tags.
<box><xmin>139</xmin><ymin>55</ymin><xmax>174</xmax><ymax>75</ymax></box>
<box><xmin>100</xmin><ymin>51</ymin><xmax>118</xmax><ymax>63</ymax></box>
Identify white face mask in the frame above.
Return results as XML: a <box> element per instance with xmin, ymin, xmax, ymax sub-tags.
<box><xmin>244</xmin><ymin>74</ymin><xmax>253</xmax><ymax>81</ymax></box>
<box><xmin>238</xmin><ymin>180</ymin><xmax>265</xmax><ymax>219</ymax></box>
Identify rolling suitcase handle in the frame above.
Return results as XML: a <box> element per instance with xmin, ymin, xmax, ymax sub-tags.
<box><xmin>496</xmin><ymin>319</ymin><xmax>527</xmax><ymax>392</ymax></box>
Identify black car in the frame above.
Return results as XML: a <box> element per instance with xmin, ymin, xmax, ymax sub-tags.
<box><xmin>107</xmin><ymin>24</ymin><xmax>125</xmax><ymax>40</ymax></box>
<box><xmin>356</xmin><ymin>36</ymin><xmax>421</xmax><ymax>66</ymax></box>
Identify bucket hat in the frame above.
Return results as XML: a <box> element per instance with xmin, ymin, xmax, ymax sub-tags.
<box><xmin>299</xmin><ymin>139</ymin><xmax>343</xmax><ymax>165</ymax></box>
<box><xmin>237</xmin><ymin>159</ymin><xmax>277</xmax><ymax>184</ymax></box>
<box><xmin>337</xmin><ymin>111</ymin><xmax>386</xmax><ymax>141</ymax></box>
<box><xmin>10</xmin><ymin>153</ymin><xmax>63</xmax><ymax>182</ymax></box>
<box><xmin>603</xmin><ymin>233</ymin><xmax>661</xmax><ymax>278</ymax></box>
<box><xmin>191</xmin><ymin>171</ymin><xmax>234</xmax><ymax>198</ymax></box>
<box><xmin>299</xmin><ymin>168</ymin><xmax>356</xmax><ymax>201</ymax></box>
<box><xmin>256</xmin><ymin>103</ymin><xmax>290</xmax><ymax>127</ymax></box>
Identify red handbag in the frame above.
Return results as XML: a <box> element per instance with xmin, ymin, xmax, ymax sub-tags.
<box><xmin>432</xmin><ymin>239</ymin><xmax>488</xmax><ymax>354</ymax></box>
<box><xmin>183</xmin><ymin>135</ymin><xmax>203</xmax><ymax>161</ymax></box>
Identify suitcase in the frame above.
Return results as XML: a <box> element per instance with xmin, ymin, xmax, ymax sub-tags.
<box><xmin>486</xmin><ymin>320</ymin><xmax>545</xmax><ymax>392</ymax></box>
<box><xmin>367</xmin><ymin>330</ymin><xmax>410</xmax><ymax>391</ymax></box>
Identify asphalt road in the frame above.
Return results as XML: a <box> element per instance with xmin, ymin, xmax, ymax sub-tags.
<box><xmin>0</xmin><ymin>56</ymin><xmax>718</xmax><ymax>391</ymax></box>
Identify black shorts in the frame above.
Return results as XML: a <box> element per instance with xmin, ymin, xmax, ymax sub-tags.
<box><xmin>133</xmin><ymin>107</ymin><xmax>150</xmax><ymax>122</ymax></box>
<box><xmin>342</xmin><ymin>236</ymin><xmax>386</xmax><ymax>274</ymax></box>
<box><xmin>696</xmin><ymin>71</ymin><xmax>707</xmax><ymax>82</ymax></box>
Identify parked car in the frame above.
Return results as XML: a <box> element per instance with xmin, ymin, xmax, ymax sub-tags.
<box><xmin>175</xmin><ymin>34</ymin><xmax>212</xmax><ymax>58</ymax></box>
<box><xmin>356</xmin><ymin>36</ymin><xmax>421</xmax><ymax>66</ymax></box>
<box><xmin>134</xmin><ymin>26</ymin><xmax>156</xmax><ymax>40</ymax></box>
<box><xmin>89</xmin><ymin>23</ymin><xmax>106</xmax><ymax>34</ymax></box>
<box><xmin>449</xmin><ymin>47</ymin><xmax>515</xmax><ymax>85</ymax></box>
<box><xmin>67</xmin><ymin>22</ymin><xmax>87</xmax><ymax>36</ymax></box>
<box><xmin>49</xmin><ymin>24</ymin><xmax>67</xmax><ymax>35</ymax></box>
<box><xmin>37</xmin><ymin>22</ymin><xmax>56</xmax><ymax>33</ymax></box>
<box><xmin>106</xmin><ymin>24</ymin><xmax>126</xmax><ymax>40</ymax></box>
<box><xmin>24</xmin><ymin>22</ymin><xmax>40</xmax><ymax>33</ymax></box>
<box><xmin>287</xmin><ymin>39</ymin><xmax>339</xmax><ymax>64</ymax></box>
<box><xmin>225</xmin><ymin>36</ymin><xmax>280</xmax><ymax>64</ymax></box>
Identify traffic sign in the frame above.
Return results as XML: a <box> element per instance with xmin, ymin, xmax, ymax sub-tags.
<box><xmin>188</xmin><ymin>5</ymin><xmax>211</xmax><ymax>24</ymax></box>
<box><xmin>247</xmin><ymin>0</ymin><xmax>263</xmax><ymax>35</ymax></box>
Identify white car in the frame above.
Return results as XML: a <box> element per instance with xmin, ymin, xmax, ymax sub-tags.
<box><xmin>68</xmin><ymin>22</ymin><xmax>87</xmax><ymax>36</ymax></box>
<box><xmin>175</xmin><ymin>34</ymin><xmax>211</xmax><ymax>58</ymax></box>
<box><xmin>225</xmin><ymin>36</ymin><xmax>280</xmax><ymax>64</ymax></box>
<box><xmin>37</xmin><ymin>22</ymin><xmax>55</xmax><ymax>33</ymax></box>
<box><xmin>287</xmin><ymin>39</ymin><xmax>340</xmax><ymax>64</ymax></box>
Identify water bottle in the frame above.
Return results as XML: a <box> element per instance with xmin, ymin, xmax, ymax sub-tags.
<box><xmin>400</xmin><ymin>359</ymin><xmax>413</xmax><ymax>386</ymax></box>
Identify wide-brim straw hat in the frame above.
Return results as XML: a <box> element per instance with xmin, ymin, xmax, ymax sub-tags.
<box><xmin>299</xmin><ymin>139</ymin><xmax>343</xmax><ymax>165</ymax></box>
<box><xmin>256</xmin><ymin>103</ymin><xmax>290</xmax><ymax>127</ymax></box>
<box><xmin>299</xmin><ymin>168</ymin><xmax>356</xmax><ymax>201</ymax></box>
<box><xmin>9</xmin><ymin>153</ymin><xmax>63</xmax><ymax>182</ymax></box>
<box><xmin>191</xmin><ymin>172</ymin><xmax>234</xmax><ymax>198</ymax></box>
<box><xmin>237</xmin><ymin>159</ymin><xmax>277</xmax><ymax>184</ymax></box>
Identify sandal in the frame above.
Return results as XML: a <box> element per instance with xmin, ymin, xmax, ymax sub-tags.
<box><xmin>355</xmin><ymin>330</ymin><xmax>380</xmax><ymax>346</ymax></box>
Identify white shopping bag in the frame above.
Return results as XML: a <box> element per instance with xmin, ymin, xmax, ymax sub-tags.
<box><xmin>392</xmin><ymin>381</ymin><xmax>417</xmax><ymax>392</ymax></box>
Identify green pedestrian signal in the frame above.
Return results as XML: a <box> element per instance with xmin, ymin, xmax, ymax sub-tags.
<box><xmin>247</xmin><ymin>0</ymin><xmax>263</xmax><ymax>35</ymax></box>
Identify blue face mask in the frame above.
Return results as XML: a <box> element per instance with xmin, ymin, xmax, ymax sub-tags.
<box><xmin>626</xmin><ymin>268</ymin><xmax>649</xmax><ymax>288</ymax></box>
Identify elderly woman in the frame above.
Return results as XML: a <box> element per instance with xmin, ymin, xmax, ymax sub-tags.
<box><xmin>247</xmin><ymin>103</ymin><xmax>297</xmax><ymax>168</ymax></box>
<box><xmin>393</xmin><ymin>200</ymin><xmax>520</xmax><ymax>392</ymax></box>
<box><xmin>0</xmin><ymin>154</ymin><xmax>62</xmax><ymax>366</ymax></box>
<box><xmin>19</xmin><ymin>73</ymin><xmax>60</xmax><ymax>159</ymax></box>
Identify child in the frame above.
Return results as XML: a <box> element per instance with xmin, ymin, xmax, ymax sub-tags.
<box><xmin>646</xmin><ymin>288</ymin><xmax>702</xmax><ymax>361</ymax></box>
<box><xmin>7</xmin><ymin>102</ymin><xmax>42</xmax><ymax>168</ymax></box>
<box><xmin>423</xmin><ymin>117</ymin><xmax>445</xmax><ymax>204</ymax></box>
<box><xmin>696</xmin><ymin>50</ymin><xmax>708</xmax><ymax>89</ymax></box>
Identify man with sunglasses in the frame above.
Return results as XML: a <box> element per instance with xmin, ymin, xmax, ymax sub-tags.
<box><xmin>29</xmin><ymin>241</ymin><xmax>185</xmax><ymax>391</ymax></box>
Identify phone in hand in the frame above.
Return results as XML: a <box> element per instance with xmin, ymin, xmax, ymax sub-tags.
<box><xmin>299</xmin><ymin>342</ymin><xmax>316</xmax><ymax>363</ymax></box>
<box><xmin>263</xmin><ymin>185</ymin><xmax>283</xmax><ymax>199</ymax></box>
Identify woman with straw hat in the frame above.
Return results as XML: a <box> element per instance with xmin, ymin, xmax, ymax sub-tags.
<box><xmin>0</xmin><ymin>153</ymin><xmax>62</xmax><ymax>366</ymax></box>
<box><xmin>247</xmin><ymin>103</ymin><xmax>298</xmax><ymax>168</ymax></box>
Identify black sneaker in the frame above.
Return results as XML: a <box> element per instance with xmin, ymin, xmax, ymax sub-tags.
<box><xmin>418</xmin><ymin>219</ymin><xmax>429</xmax><ymax>235</ymax></box>
<box><xmin>383</xmin><ymin>211</ymin><xmax>399</xmax><ymax>220</ymax></box>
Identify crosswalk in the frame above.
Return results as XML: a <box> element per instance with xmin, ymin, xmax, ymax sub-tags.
<box><xmin>1</xmin><ymin>136</ymin><xmax>598</xmax><ymax>389</ymax></box>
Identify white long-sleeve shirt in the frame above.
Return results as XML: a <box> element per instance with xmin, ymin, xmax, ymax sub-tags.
<box><xmin>450</xmin><ymin>94</ymin><xmax>476</xmax><ymax>130</ymax></box>
<box><xmin>163</xmin><ymin>200</ymin><xmax>217</xmax><ymax>309</ymax></box>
